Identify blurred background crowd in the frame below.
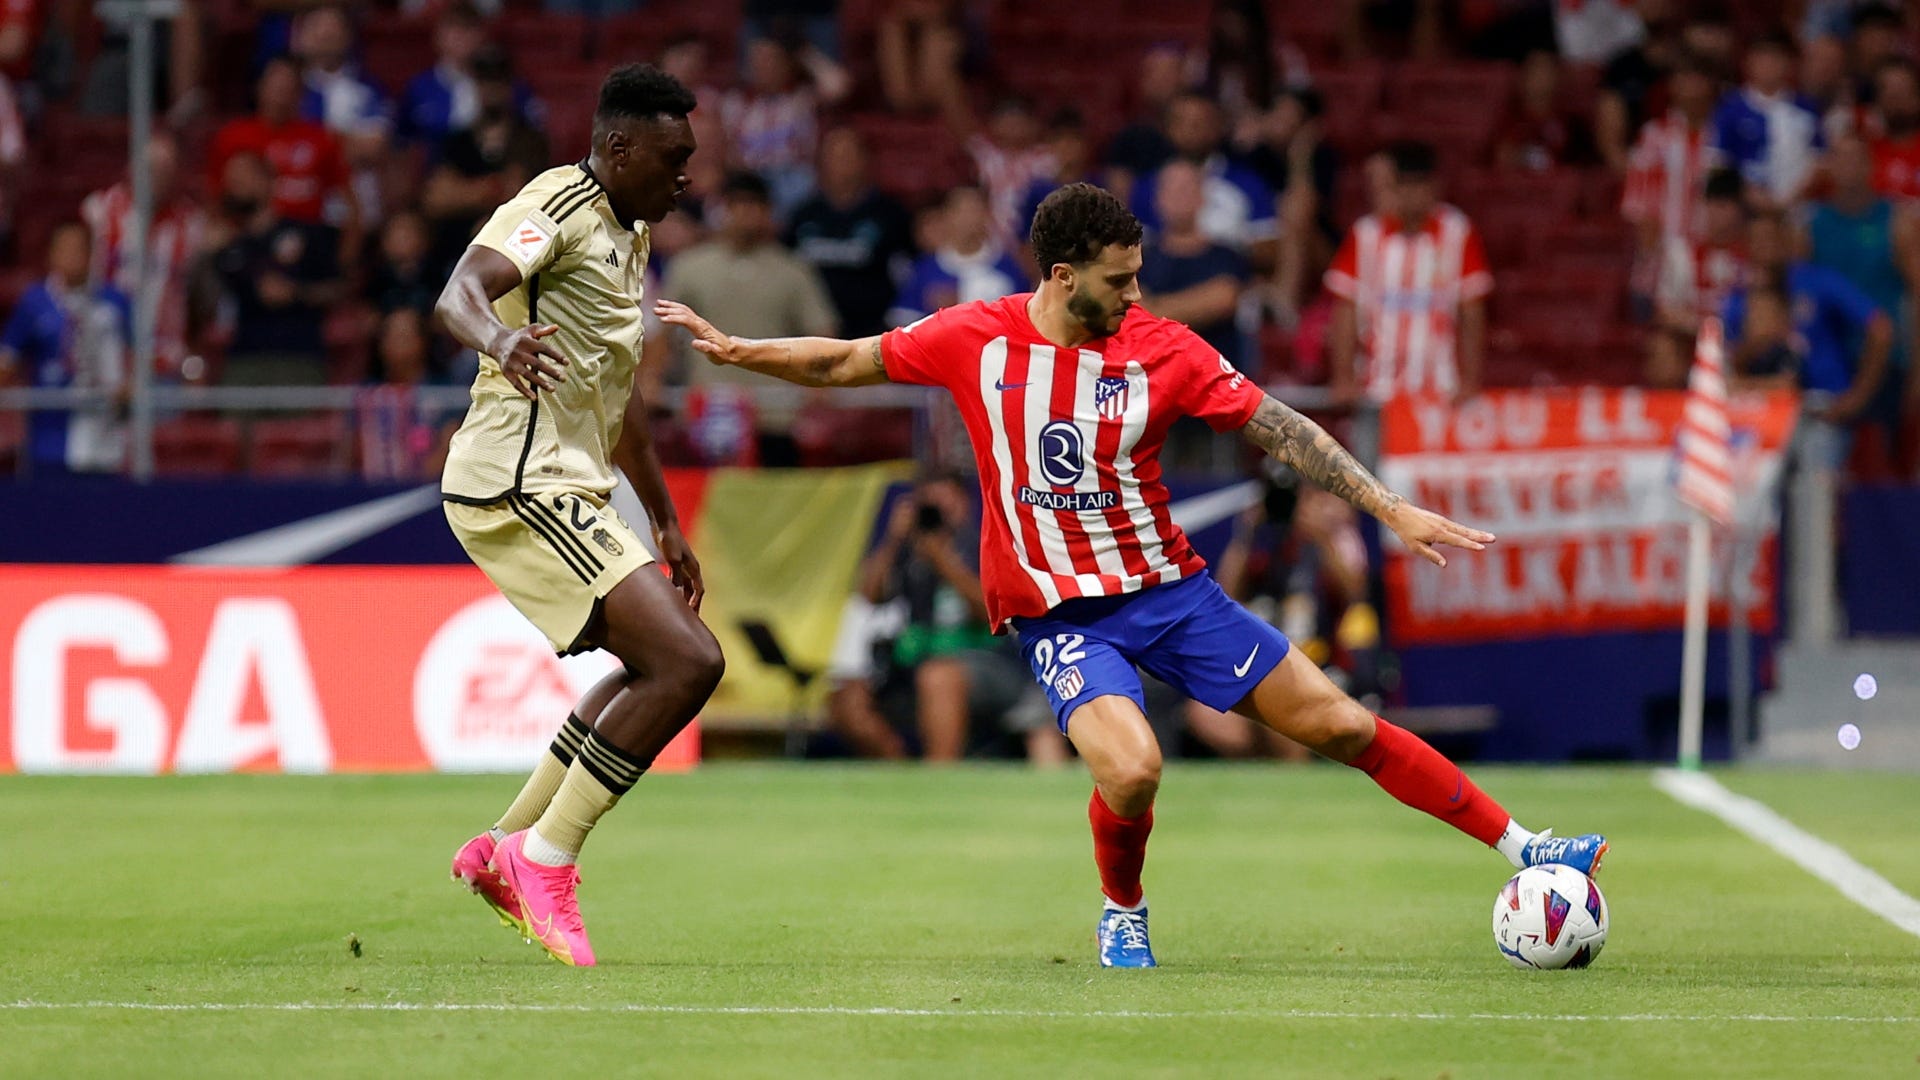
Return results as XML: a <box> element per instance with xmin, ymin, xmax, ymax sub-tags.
<box><xmin>2</xmin><ymin>0</ymin><xmax>1915</xmax><ymax>761</ymax></box>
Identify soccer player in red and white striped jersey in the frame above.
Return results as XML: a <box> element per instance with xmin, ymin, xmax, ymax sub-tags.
<box><xmin>1325</xmin><ymin>142</ymin><xmax>1492</xmax><ymax>403</ymax></box>
<box><xmin>658</xmin><ymin>183</ymin><xmax>1608</xmax><ymax>967</ymax></box>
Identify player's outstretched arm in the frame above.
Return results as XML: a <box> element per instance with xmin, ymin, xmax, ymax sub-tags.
<box><xmin>1239</xmin><ymin>393</ymin><xmax>1495</xmax><ymax>568</ymax></box>
<box><xmin>653</xmin><ymin>300</ymin><xmax>888</xmax><ymax>388</ymax></box>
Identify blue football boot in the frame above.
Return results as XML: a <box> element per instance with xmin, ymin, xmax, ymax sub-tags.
<box><xmin>1097</xmin><ymin>904</ymin><xmax>1157</xmax><ymax>968</ymax></box>
<box><xmin>1522</xmin><ymin>830</ymin><xmax>1610</xmax><ymax>876</ymax></box>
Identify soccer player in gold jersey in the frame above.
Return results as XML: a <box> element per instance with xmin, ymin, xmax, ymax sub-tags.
<box><xmin>435</xmin><ymin>64</ymin><xmax>718</xmax><ymax>966</ymax></box>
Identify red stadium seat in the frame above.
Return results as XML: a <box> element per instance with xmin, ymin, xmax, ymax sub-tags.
<box><xmin>358</xmin><ymin>13</ymin><xmax>433</xmax><ymax>98</ymax></box>
<box><xmin>1312</xmin><ymin>64</ymin><xmax>1384</xmax><ymax>153</ymax></box>
<box><xmin>1528</xmin><ymin>221</ymin><xmax>1634</xmax><ymax>272</ymax></box>
<box><xmin>249</xmin><ymin>415</ymin><xmax>351</xmax><ymax>479</ymax></box>
<box><xmin>152</xmin><ymin>417</ymin><xmax>244</xmax><ymax>477</ymax></box>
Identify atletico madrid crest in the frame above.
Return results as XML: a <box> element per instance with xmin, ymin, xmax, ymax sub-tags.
<box><xmin>1095</xmin><ymin>376</ymin><xmax>1130</xmax><ymax>421</ymax></box>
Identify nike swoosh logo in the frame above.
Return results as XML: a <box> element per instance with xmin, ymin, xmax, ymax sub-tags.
<box><xmin>1233</xmin><ymin>645</ymin><xmax>1260</xmax><ymax>678</ymax></box>
<box><xmin>1448</xmin><ymin>774</ymin><xmax>1464</xmax><ymax>803</ymax></box>
<box><xmin>994</xmin><ymin>379</ymin><xmax>1028</xmax><ymax>391</ymax></box>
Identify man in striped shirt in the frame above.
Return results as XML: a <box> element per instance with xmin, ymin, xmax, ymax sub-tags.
<box><xmin>1325</xmin><ymin>141</ymin><xmax>1492</xmax><ymax>404</ymax></box>
<box><xmin>658</xmin><ymin>182</ymin><xmax>1607</xmax><ymax>969</ymax></box>
<box><xmin>1623</xmin><ymin>52</ymin><xmax>1721</xmax><ymax>255</ymax></box>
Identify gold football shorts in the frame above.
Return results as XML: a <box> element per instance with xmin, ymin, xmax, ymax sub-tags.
<box><xmin>445</xmin><ymin>488</ymin><xmax>655</xmax><ymax>654</ymax></box>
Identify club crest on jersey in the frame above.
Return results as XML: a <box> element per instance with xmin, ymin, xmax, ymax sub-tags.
<box><xmin>1095</xmin><ymin>376</ymin><xmax>1130</xmax><ymax>420</ymax></box>
<box><xmin>590</xmin><ymin>527</ymin><xmax>623</xmax><ymax>557</ymax></box>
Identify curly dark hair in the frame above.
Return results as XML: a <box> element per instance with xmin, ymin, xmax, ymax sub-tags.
<box><xmin>1029</xmin><ymin>183</ymin><xmax>1143</xmax><ymax>275</ymax></box>
<box><xmin>596</xmin><ymin>63</ymin><xmax>698</xmax><ymax>127</ymax></box>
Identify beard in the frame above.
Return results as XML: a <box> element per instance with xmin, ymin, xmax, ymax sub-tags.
<box><xmin>1068</xmin><ymin>286</ymin><xmax>1126</xmax><ymax>337</ymax></box>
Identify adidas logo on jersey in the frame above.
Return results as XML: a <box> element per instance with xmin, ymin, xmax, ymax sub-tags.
<box><xmin>604</xmin><ymin>249</ymin><xmax>620</xmax><ymax>267</ymax></box>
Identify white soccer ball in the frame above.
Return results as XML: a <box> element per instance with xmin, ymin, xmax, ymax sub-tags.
<box><xmin>1491</xmin><ymin>864</ymin><xmax>1608</xmax><ymax>970</ymax></box>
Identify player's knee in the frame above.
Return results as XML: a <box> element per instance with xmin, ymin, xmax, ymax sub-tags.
<box><xmin>1305</xmin><ymin>699</ymin><xmax>1374</xmax><ymax>762</ymax></box>
<box><xmin>678</xmin><ymin>638</ymin><xmax>726</xmax><ymax>703</ymax></box>
<box><xmin>1103</xmin><ymin>746</ymin><xmax>1163</xmax><ymax>808</ymax></box>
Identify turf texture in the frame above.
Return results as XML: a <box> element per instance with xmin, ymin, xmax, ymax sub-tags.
<box><xmin>2</xmin><ymin>766</ymin><xmax>1915</xmax><ymax>1078</ymax></box>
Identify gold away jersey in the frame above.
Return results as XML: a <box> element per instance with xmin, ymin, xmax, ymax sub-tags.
<box><xmin>441</xmin><ymin>162</ymin><xmax>651</xmax><ymax>503</ymax></box>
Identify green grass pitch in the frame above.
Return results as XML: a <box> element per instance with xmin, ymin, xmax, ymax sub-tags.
<box><xmin>3</xmin><ymin>766</ymin><xmax>1916</xmax><ymax>1078</ymax></box>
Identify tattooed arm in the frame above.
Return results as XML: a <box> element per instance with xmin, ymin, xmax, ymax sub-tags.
<box><xmin>1239</xmin><ymin>393</ymin><xmax>1495</xmax><ymax>567</ymax></box>
<box><xmin>652</xmin><ymin>300</ymin><xmax>890</xmax><ymax>388</ymax></box>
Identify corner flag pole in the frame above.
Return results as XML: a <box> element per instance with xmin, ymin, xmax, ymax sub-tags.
<box><xmin>1677</xmin><ymin>508</ymin><xmax>1711</xmax><ymax>772</ymax></box>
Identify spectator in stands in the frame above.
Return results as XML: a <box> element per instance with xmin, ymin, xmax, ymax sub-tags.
<box><xmin>875</xmin><ymin>0</ymin><xmax>970</xmax><ymax>115</ymax></box>
<box><xmin>659</xmin><ymin>31</ymin><xmax>723</xmax><ymax>109</ymax></box>
<box><xmin>785</xmin><ymin>127</ymin><xmax>914</xmax><ymax>339</ymax></box>
<box><xmin>1236</xmin><ymin>86</ymin><xmax>1337</xmax><ymax>227</ymax></box>
<box><xmin>1497</xmin><ymin>48</ymin><xmax>1597</xmax><ymax>172</ymax></box>
<box><xmin>663</xmin><ymin>171</ymin><xmax>838</xmax><ymax>464</ymax></box>
<box><xmin>1725</xmin><ymin>209</ymin><xmax>1891</xmax><ymax>466</ymax></box>
<box><xmin>1654</xmin><ymin>167</ymin><xmax>1748</xmax><ymax>334</ymax></box>
<box><xmin>210</xmin><ymin>56</ymin><xmax>362</xmax><ymax>261</ymax></box>
<box><xmin>1325</xmin><ymin>141</ymin><xmax>1491</xmax><ymax>404</ymax></box>
<box><xmin>1140</xmin><ymin>160</ymin><xmax>1251</xmax><ymax>372</ymax></box>
<box><xmin>193</xmin><ymin>151</ymin><xmax>344</xmax><ymax>388</ymax></box>
<box><xmin>1847</xmin><ymin>4</ymin><xmax>1907</xmax><ymax>110</ymax></box>
<box><xmin>889</xmin><ymin>185</ymin><xmax>1024</xmax><ymax>327</ymax></box>
<box><xmin>0</xmin><ymin>0</ymin><xmax>34</xmax><ymax>83</ymax></box>
<box><xmin>744</xmin><ymin>0</ymin><xmax>842</xmax><ymax>61</ymax></box>
<box><xmin>1015</xmin><ymin>108</ymin><xmax>1102</xmax><ymax>243</ymax></box>
<box><xmin>1712</xmin><ymin>30</ymin><xmax>1825</xmax><ymax>207</ymax></box>
<box><xmin>0</xmin><ymin>221</ymin><xmax>129</xmax><ymax>474</ymax></box>
<box><xmin>1623</xmin><ymin>50</ymin><xmax>1722</xmax><ymax>264</ymax></box>
<box><xmin>1105</xmin><ymin>44</ymin><xmax>1188</xmax><ymax>206</ymax></box>
<box><xmin>398</xmin><ymin>1</ymin><xmax>535</xmax><ymax>149</ymax></box>
<box><xmin>1802</xmin><ymin>33</ymin><xmax>1854</xmax><ymax>139</ymax></box>
<box><xmin>721</xmin><ymin>33</ymin><xmax>850</xmax><ymax>222</ymax></box>
<box><xmin>1131</xmin><ymin>91</ymin><xmax>1279</xmax><ymax>271</ymax></box>
<box><xmin>939</xmin><ymin>92</ymin><xmax>1056</xmax><ymax>246</ymax></box>
<box><xmin>294</xmin><ymin>4</ymin><xmax>391</xmax><ymax>223</ymax></box>
<box><xmin>357</xmin><ymin>307</ymin><xmax>456</xmax><ymax>481</ymax></box>
<box><xmin>1868</xmin><ymin>58</ymin><xmax>1920</xmax><ymax>200</ymax></box>
<box><xmin>854</xmin><ymin>475</ymin><xmax>1068</xmax><ymax>765</ymax></box>
<box><xmin>364</xmin><ymin>208</ymin><xmax>438</xmax><ymax>321</ymax></box>
<box><xmin>1808</xmin><ymin>131</ymin><xmax>1917</xmax><ymax>449</ymax></box>
<box><xmin>1201</xmin><ymin>0</ymin><xmax>1284</xmax><ymax>122</ymax></box>
<box><xmin>80</xmin><ymin>131</ymin><xmax>205</xmax><ymax>380</ymax></box>
<box><xmin>420</xmin><ymin>44</ymin><xmax>550</xmax><ymax>270</ymax></box>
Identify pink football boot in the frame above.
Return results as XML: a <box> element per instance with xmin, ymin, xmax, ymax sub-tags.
<box><xmin>492</xmin><ymin>829</ymin><xmax>596</xmax><ymax>967</ymax></box>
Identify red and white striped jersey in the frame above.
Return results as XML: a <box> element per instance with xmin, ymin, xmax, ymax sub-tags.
<box><xmin>1324</xmin><ymin>206</ymin><xmax>1492</xmax><ymax>401</ymax></box>
<box><xmin>881</xmin><ymin>294</ymin><xmax>1264</xmax><ymax>628</ymax></box>
<box><xmin>1655</xmin><ymin>235</ymin><xmax>1746</xmax><ymax>327</ymax></box>
<box><xmin>1623</xmin><ymin>111</ymin><xmax>1717</xmax><ymax>241</ymax></box>
<box><xmin>80</xmin><ymin>182</ymin><xmax>206</xmax><ymax>369</ymax></box>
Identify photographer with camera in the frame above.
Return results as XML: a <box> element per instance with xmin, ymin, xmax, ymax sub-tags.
<box><xmin>835</xmin><ymin>473</ymin><xmax>1068</xmax><ymax>765</ymax></box>
<box><xmin>1184</xmin><ymin>463</ymin><xmax>1383</xmax><ymax>760</ymax></box>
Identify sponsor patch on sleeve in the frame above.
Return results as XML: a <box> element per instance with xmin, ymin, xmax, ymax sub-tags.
<box><xmin>503</xmin><ymin>215</ymin><xmax>554</xmax><ymax>265</ymax></box>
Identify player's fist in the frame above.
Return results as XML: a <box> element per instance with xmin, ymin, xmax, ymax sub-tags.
<box><xmin>492</xmin><ymin>323</ymin><xmax>570</xmax><ymax>400</ymax></box>
<box><xmin>653</xmin><ymin>300</ymin><xmax>738</xmax><ymax>365</ymax></box>
<box><xmin>1381</xmin><ymin>500</ymin><xmax>1495</xmax><ymax>569</ymax></box>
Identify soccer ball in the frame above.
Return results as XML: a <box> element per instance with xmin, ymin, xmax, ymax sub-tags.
<box><xmin>1491</xmin><ymin>864</ymin><xmax>1608</xmax><ymax>970</ymax></box>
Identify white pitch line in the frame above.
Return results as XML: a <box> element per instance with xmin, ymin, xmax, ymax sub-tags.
<box><xmin>2</xmin><ymin>1002</ymin><xmax>1915</xmax><ymax>1023</ymax></box>
<box><xmin>1654</xmin><ymin>769</ymin><xmax>1920</xmax><ymax>939</ymax></box>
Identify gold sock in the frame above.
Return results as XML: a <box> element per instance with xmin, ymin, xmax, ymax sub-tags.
<box><xmin>493</xmin><ymin>714</ymin><xmax>591</xmax><ymax>835</ymax></box>
<box><xmin>527</xmin><ymin>731</ymin><xmax>648</xmax><ymax>861</ymax></box>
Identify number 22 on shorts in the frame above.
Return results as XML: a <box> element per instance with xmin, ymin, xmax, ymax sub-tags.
<box><xmin>1032</xmin><ymin>633</ymin><xmax>1088</xmax><ymax>685</ymax></box>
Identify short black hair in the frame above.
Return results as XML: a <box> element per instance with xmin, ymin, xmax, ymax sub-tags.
<box><xmin>1703</xmin><ymin>166</ymin><xmax>1744</xmax><ymax>202</ymax></box>
<box><xmin>1750</xmin><ymin>28</ymin><xmax>1798</xmax><ymax>57</ymax></box>
<box><xmin>596</xmin><ymin>63</ymin><xmax>697</xmax><ymax>127</ymax></box>
<box><xmin>721</xmin><ymin>169</ymin><xmax>771</xmax><ymax>203</ymax></box>
<box><xmin>1281</xmin><ymin>86</ymin><xmax>1325</xmax><ymax>119</ymax></box>
<box><xmin>1877</xmin><ymin>55</ymin><xmax>1919</xmax><ymax>85</ymax></box>
<box><xmin>1387</xmin><ymin>139</ymin><xmax>1436</xmax><ymax>179</ymax></box>
<box><xmin>1029</xmin><ymin>183</ymin><xmax>1143</xmax><ymax>272</ymax></box>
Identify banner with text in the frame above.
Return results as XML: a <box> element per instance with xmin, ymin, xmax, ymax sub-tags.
<box><xmin>0</xmin><ymin>565</ymin><xmax>699</xmax><ymax>775</ymax></box>
<box><xmin>1377</xmin><ymin>389</ymin><xmax>1798</xmax><ymax>645</ymax></box>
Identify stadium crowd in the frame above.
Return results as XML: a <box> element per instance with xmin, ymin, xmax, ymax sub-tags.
<box><xmin>2</xmin><ymin>0</ymin><xmax>1918</xmax><ymax>757</ymax></box>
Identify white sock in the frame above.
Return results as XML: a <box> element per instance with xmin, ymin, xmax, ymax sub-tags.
<box><xmin>1495</xmin><ymin>819</ymin><xmax>1537</xmax><ymax>869</ymax></box>
<box><xmin>522</xmin><ymin>826</ymin><xmax>578</xmax><ymax>867</ymax></box>
<box><xmin>1103</xmin><ymin>895</ymin><xmax>1147</xmax><ymax>914</ymax></box>
<box><xmin>487</xmin><ymin>826</ymin><xmax>506</xmax><ymax>844</ymax></box>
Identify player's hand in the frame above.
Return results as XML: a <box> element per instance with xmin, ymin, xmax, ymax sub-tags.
<box><xmin>653</xmin><ymin>300</ymin><xmax>737</xmax><ymax>365</ymax></box>
<box><xmin>493</xmin><ymin>324</ymin><xmax>570</xmax><ymax>400</ymax></box>
<box><xmin>656</xmin><ymin>520</ymin><xmax>704</xmax><ymax>610</ymax></box>
<box><xmin>1381</xmin><ymin>500</ymin><xmax>1495</xmax><ymax>568</ymax></box>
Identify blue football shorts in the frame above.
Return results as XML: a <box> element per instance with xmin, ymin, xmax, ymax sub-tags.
<box><xmin>1010</xmin><ymin>570</ymin><xmax>1291</xmax><ymax>733</ymax></box>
